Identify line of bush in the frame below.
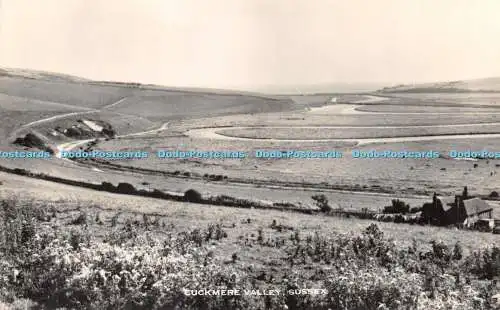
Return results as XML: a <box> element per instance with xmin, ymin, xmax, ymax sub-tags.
<box><xmin>0</xmin><ymin>165</ymin><xmax>318</xmax><ymax>215</ymax></box>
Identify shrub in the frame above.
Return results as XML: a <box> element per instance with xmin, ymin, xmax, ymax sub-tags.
<box><xmin>101</xmin><ymin>182</ymin><xmax>115</xmax><ymax>192</ymax></box>
<box><xmin>394</xmin><ymin>214</ymin><xmax>405</xmax><ymax>223</ymax></box>
<box><xmin>464</xmin><ymin>246</ymin><xmax>500</xmax><ymax>280</ymax></box>
<box><xmin>184</xmin><ymin>189</ymin><xmax>202</xmax><ymax>203</ymax></box>
<box><xmin>452</xmin><ymin>242</ymin><xmax>463</xmax><ymax>260</ymax></box>
<box><xmin>0</xmin><ymin>199</ymin><xmax>41</xmax><ymax>257</ymax></box>
<box><xmin>383</xmin><ymin>199</ymin><xmax>410</xmax><ymax>214</ymax></box>
<box><xmin>68</xmin><ymin>228</ymin><xmax>90</xmax><ymax>250</ymax></box>
<box><xmin>431</xmin><ymin>240</ymin><xmax>452</xmax><ymax>261</ymax></box>
<box><xmin>311</xmin><ymin>194</ymin><xmax>331</xmax><ymax>213</ymax></box>
<box><xmin>324</xmin><ymin>267</ymin><xmax>421</xmax><ymax>309</ymax></box>
<box><xmin>410</xmin><ymin>206</ymin><xmax>422</xmax><ymax>213</ymax></box>
<box><xmin>102</xmin><ymin>127</ymin><xmax>116</xmax><ymax>138</ymax></box>
<box><xmin>70</xmin><ymin>211</ymin><xmax>88</xmax><ymax>225</ymax></box>
<box><xmin>116</xmin><ymin>183</ymin><xmax>136</xmax><ymax>194</ymax></box>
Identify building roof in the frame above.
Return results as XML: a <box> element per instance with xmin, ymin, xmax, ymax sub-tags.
<box><xmin>463</xmin><ymin>198</ymin><xmax>493</xmax><ymax>216</ymax></box>
<box><xmin>437</xmin><ymin>196</ymin><xmax>456</xmax><ymax>211</ymax></box>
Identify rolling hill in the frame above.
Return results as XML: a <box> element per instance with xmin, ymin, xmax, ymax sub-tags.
<box><xmin>378</xmin><ymin>77</ymin><xmax>500</xmax><ymax>93</ymax></box>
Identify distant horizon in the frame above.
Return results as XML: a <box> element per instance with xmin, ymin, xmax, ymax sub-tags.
<box><xmin>3</xmin><ymin>65</ymin><xmax>500</xmax><ymax>95</ymax></box>
<box><xmin>2</xmin><ymin>1</ymin><xmax>500</xmax><ymax>90</ymax></box>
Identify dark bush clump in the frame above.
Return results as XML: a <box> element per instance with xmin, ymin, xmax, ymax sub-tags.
<box><xmin>410</xmin><ymin>206</ymin><xmax>423</xmax><ymax>213</ymax></box>
<box><xmin>102</xmin><ymin>127</ymin><xmax>116</xmax><ymax>138</ymax></box>
<box><xmin>311</xmin><ymin>194</ymin><xmax>331</xmax><ymax>213</ymax></box>
<box><xmin>116</xmin><ymin>182</ymin><xmax>136</xmax><ymax>194</ymax></box>
<box><xmin>184</xmin><ymin>189</ymin><xmax>202</xmax><ymax>203</ymax></box>
<box><xmin>100</xmin><ymin>181</ymin><xmax>116</xmax><ymax>192</ymax></box>
<box><xmin>383</xmin><ymin>199</ymin><xmax>410</xmax><ymax>214</ymax></box>
<box><xmin>394</xmin><ymin>214</ymin><xmax>405</xmax><ymax>223</ymax></box>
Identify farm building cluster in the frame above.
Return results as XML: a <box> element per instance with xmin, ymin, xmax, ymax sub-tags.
<box><xmin>377</xmin><ymin>187</ymin><xmax>499</xmax><ymax>232</ymax></box>
<box><xmin>424</xmin><ymin>195</ymin><xmax>492</xmax><ymax>226</ymax></box>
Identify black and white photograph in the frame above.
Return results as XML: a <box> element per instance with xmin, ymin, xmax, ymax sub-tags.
<box><xmin>1</xmin><ymin>1</ymin><xmax>500</xmax><ymax>309</ymax></box>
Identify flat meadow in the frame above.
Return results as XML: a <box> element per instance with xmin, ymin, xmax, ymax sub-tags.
<box><xmin>214</xmin><ymin>125</ymin><xmax>500</xmax><ymax>140</ymax></box>
<box><xmin>95</xmin><ymin>110</ymin><xmax>500</xmax><ymax>201</ymax></box>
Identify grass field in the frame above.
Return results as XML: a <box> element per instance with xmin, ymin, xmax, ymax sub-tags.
<box><xmin>381</xmin><ymin>93</ymin><xmax>500</xmax><ymax>103</ymax></box>
<box><xmin>0</xmin><ymin>111</ymin><xmax>74</xmax><ymax>142</ymax></box>
<box><xmin>0</xmin><ymin>76</ymin><xmax>131</xmax><ymax>108</ymax></box>
<box><xmin>172</xmin><ymin>107</ymin><xmax>500</xmax><ymax>127</ymax></box>
<box><xmin>215</xmin><ymin>124</ymin><xmax>500</xmax><ymax>140</ymax></box>
<box><xmin>355</xmin><ymin>105</ymin><xmax>500</xmax><ymax>113</ymax></box>
<box><xmin>104</xmin><ymin>93</ymin><xmax>299</xmax><ymax>122</ymax></box>
<box><xmin>0</xmin><ymin>93</ymin><xmax>91</xmax><ymax>113</ymax></box>
<box><xmin>96</xmin><ymin>134</ymin><xmax>500</xmax><ymax>203</ymax></box>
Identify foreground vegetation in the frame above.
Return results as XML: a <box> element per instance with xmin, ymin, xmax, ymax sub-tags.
<box><xmin>0</xmin><ymin>197</ymin><xmax>499</xmax><ymax>309</ymax></box>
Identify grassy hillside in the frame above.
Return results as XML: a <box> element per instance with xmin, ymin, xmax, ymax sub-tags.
<box><xmin>0</xmin><ymin>68</ymin><xmax>299</xmax><ymax>119</ymax></box>
<box><xmin>0</xmin><ymin>67</ymin><xmax>90</xmax><ymax>83</ymax></box>
<box><xmin>379</xmin><ymin>77</ymin><xmax>500</xmax><ymax>93</ymax></box>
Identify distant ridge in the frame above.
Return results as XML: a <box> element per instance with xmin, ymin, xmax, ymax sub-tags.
<box><xmin>0</xmin><ymin>67</ymin><xmax>90</xmax><ymax>83</ymax></box>
<box><xmin>0</xmin><ymin>67</ymin><xmax>384</xmax><ymax>96</ymax></box>
<box><xmin>378</xmin><ymin>77</ymin><xmax>500</xmax><ymax>93</ymax></box>
<box><xmin>6</xmin><ymin>67</ymin><xmax>499</xmax><ymax>96</ymax></box>
<box><xmin>0</xmin><ymin>67</ymin><xmax>282</xmax><ymax>99</ymax></box>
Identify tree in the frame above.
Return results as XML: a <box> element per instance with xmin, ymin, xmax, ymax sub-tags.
<box><xmin>462</xmin><ymin>186</ymin><xmax>468</xmax><ymax>199</ymax></box>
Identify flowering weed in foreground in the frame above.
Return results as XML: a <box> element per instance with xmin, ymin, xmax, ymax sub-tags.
<box><xmin>0</xmin><ymin>200</ymin><xmax>499</xmax><ymax>309</ymax></box>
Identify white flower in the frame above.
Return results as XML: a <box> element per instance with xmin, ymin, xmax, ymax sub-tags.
<box><xmin>98</xmin><ymin>269</ymin><xmax>107</xmax><ymax>282</ymax></box>
<box><xmin>72</xmin><ymin>266</ymin><xmax>91</xmax><ymax>281</ymax></box>
<box><xmin>13</xmin><ymin>269</ymin><xmax>20</xmax><ymax>280</ymax></box>
<box><xmin>63</xmin><ymin>254</ymin><xmax>71</xmax><ymax>265</ymax></box>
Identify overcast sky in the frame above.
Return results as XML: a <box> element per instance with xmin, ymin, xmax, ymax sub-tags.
<box><xmin>1</xmin><ymin>0</ymin><xmax>500</xmax><ymax>89</ymax></box>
